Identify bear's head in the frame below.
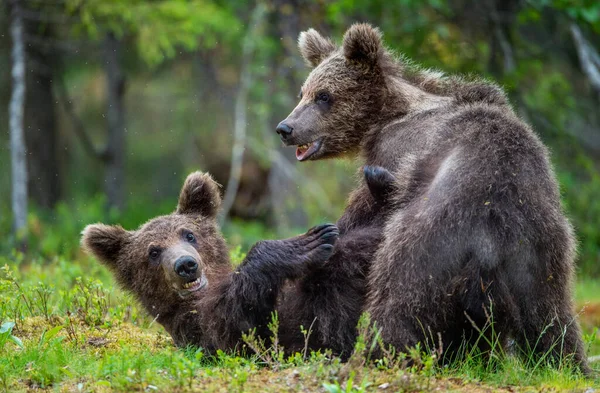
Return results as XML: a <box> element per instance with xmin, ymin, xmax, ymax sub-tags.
<box><xmin>276</xmin><ymin>23</ymin><xmax>401</xmax><ymax>162</ymax></box>
<box><xmin>81</xmin><ymin>172</ymin><xmax>229</xmax><ymax>316</ymax></box>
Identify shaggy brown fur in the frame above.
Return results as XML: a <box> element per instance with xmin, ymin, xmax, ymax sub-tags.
<box><xmin>82</xmin><ymin>171</ymin><xmax>338</xmax><ymax>352</ymax></box>
<box><xmin>277</xmin><ymin>23</ymin><xmax>590</xmax><ymax>373</ymax></box>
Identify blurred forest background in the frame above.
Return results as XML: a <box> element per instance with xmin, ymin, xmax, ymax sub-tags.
<box><xmin>1</xmin><ymin>0</ymin><xmax>600</xmax><ymax>277</ymax></box>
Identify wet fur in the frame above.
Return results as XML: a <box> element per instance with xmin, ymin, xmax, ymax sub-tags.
<box><xmin>278</xmin><ymin>23</ymin><xmax>589</xmax><ymax>373</ymax></box>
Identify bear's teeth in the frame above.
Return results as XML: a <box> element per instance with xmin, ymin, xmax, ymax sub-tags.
<box><xmin>183</xmin><ymin>279</ymin><xmax>199</xmax><ymax>289</ymax></box>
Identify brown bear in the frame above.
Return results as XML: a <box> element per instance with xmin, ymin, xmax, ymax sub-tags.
<box><xmin>275</xmin><ymin>23</ymin><xmax>590</xmax><ymax>373</ymax></box>
<box><xmin>81</xmin><ymin>171</ymin><xmax>339</xmax><ymax>352</ymax></box>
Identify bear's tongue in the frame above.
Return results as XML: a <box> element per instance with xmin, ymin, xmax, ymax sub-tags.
<box><xmin>296</xmin><ymin>145</ymin><xmax>308</xmax><ymax>160</ymax></box>
<box><xmin>295</xmin><ymin>141</ymin><xmax>317</xmax><ymax>161</ymax></box>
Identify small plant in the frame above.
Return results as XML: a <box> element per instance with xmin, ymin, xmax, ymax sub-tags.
<box><xmin>341</xmin><ymin>313</ymin><xmax>380</xmax><ymax>379</ymax></box>
<box><xmin>1</xmin><ymin>264</ymin><xmax>35</xmax><ymax>323</ymax></box>
<box><xmin>37</xmin><ymin>325</ymin><xmax>64</xmax><ymax>350</ymax></box>
<box><xmin>0</xmin><ymin>322</ymin><xmax>23</xmax><ymax>351</ymax></box>
<box><xmin>170</xmin><ymin>347</ymin><xmax>202</xmax><ymax>390</ymax></box>
<box><xmin>70</xmin><ymin>277</ymin><xmax>111</xmax><ymax>326</ymax></box>
<box><xmin>300</xmin><ymin>317</ymin><xmax>317</xmax><ymax>361</ymax></box>
<box><xmin>63</xmin><ymin>311</ymin><xmax>79</xmax><ymax>347</ymax></box>
<box><xmin>33</xmin><ymin>282</ymin><xmax>54</xmax><ymax>321</ymax></box>
<box><xmin>241</xmin><ymin>312</ymin><xmax>285</xmax><ymax>370</ymax></box>
<box><xmin>323</xmin><ymin>371</ymin><xmax>371</xmax><ymax>393</ymax></box>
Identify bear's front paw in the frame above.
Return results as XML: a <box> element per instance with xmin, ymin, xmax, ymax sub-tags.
<box><xmin>244</xmin><ymin>224</ymin><xmax>339</xmax><ymax>278</ymax></box>
<box><xmin>297</xmin><ymin>224</ymin><xmax>339</xmax><ymax>267</ymax></box>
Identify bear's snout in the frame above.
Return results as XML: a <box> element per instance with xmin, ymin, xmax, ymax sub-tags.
<box><xmin>174</xmin><ymin>256</ymin><xmax>198</xmax><ymax>278</ymax></box>
<box><xmin>275</xmin><ymin>121</ymin><xmax>293</xmax><ymax>141</ymax></box>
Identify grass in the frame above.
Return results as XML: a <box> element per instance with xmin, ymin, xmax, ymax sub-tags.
<box><xmin>576</xmin><ymin>279</ymin><xmax>600</xmax><ymax>303</ymax></box>
<box><xmin>0</xmin><ymin>251</ymin><xmax>599</xmax><ymax>392</ymax></box>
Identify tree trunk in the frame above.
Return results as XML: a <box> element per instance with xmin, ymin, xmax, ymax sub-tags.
<box><xmin>9</xmin><ymin>0</ymin><xmax>28</xmax><ymax>238</ymax></box>
<box><xmin>24</xmin><ymin>23</ymin><xmax>60</xmax><ymax>209</ymax></box>
<box><xmin>218</xmin><ymin>3</ymin><xmax>266</xmax><ymax>225</ymax></box>
<box><xmin>103</xmin><ymin>32</ymin><xmax>126</xmax><ymax>211</ymax></box>
<box><xmin>486</xmin><ymin>0</ymin><xmax>518</xmax><ymax>77</ymax></box>
<box><xmin>267</xmin><ymin>0</ymin><xmax>308</xmax><ymax>232</ymax></box>
<box><xmin>570</xmin><ymin>23</ymin><xmax>600</xmax><ymax>99</ymax></box>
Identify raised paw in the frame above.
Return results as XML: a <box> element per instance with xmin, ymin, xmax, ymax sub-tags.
<box><xmin>300</xmin><ymin>224</ymin><xmax>339</xmax><ymax>267</ymax></box>
<box><xmin>364</xmin><ymin>165</ymin><xmax>396</xmax><ymax>204</ymax></box>
<box><xmin>243</xmin><ymin>224</ymin><xmax>339</xmax><ymax>280</ymax></box>
<box><xmin>279</xmin><ymin>223</ymin><xmax>338</xmax><ymax>268</ymax></box>
<box><xmin>303</xmin><ymin>223</ymin><xmax>339</xmax><ymax>246</ymax></box>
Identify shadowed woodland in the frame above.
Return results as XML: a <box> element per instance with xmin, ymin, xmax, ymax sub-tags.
<box><xmin>1</xmin><ymin>0</ymin><xmax>600</xmax><ymax>391</ymax></box>
<box><xmin>1</xmin><ymin>0</ymin><xmax>600</xmax><ymax>275</ymax></box>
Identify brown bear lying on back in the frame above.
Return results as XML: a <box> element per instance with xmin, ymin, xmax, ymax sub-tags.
<box><xmin>81</xmin><ymin>171</ymin><xmax>338</xmax><ymax>352</ymax></box>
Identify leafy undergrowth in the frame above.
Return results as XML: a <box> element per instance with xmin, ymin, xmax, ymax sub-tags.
<box><xmin>0</xmin><ymin>252</ymin><xmax>599</xmax><ymax>392</ymax></box>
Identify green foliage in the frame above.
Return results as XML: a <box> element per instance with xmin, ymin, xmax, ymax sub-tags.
<box><xmin>526</xmin><ymin>0</ymin><xmax>600</xmax><ymax>32</ymax></box>
<box><xmin>65</xmin><ymin>0</ymin><xmax>242</xmax><ymax>67</ymax></box>
<box><xmin>5</xmin><ymin>0</ymin><xmax>599</xmax><ymax>274</ymax></box>
<box><xmin>559</xmin><ymin>166</ymin><xmax>600</xmax><ymax>276</ymax></box>
<box><xmin>510</xmin><ymin>58</ymin><xmax>600</xmax><ymax>276</ymax></box>
<box><xmin>228</xmin><ymin>245</ymin><xmax>246</xmax><ymax>266</ymax></box>
<box><xmin>0</xmin><ymin>322</ymin><xmax>23</xmax><ymax>351</ymax></box>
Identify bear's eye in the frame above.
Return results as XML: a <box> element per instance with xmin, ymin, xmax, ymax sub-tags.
<box><xmin>185</xmin><ymin>232</ymin><xmax>196</xmax><ymax>243</ymax></box>
<box><xmin>298</xmin><ymin>90</ymin><xmax>303</xmax><ymax>99</ymax></box>
<box><xmin>316</xmin><ymin>92</ymin><xmax>330</xmax><ymax>103</ymax></box>
<box><xmin>149</xmin><ymin>248</ymin><xmax>161</xmax><ymax>260</ymax></box>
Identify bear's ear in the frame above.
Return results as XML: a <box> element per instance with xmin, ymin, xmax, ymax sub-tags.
<box><xmin>342</xmin><ymin>23</ymin><xmax>383</xmax><ymax>67</ymax></box>
<box><xmin>298</xmin><ymin>28</ymin><xmax>336</xmax><ymax>67</ymax></box>
<box><xmin>81</xmin><ymin>224</ymin><xmax>129</xmax><ymax>266</ymax></box>
<box><xmin>177</xmin><ymin>171</ymin><xmax>221</xmax><ymax>218</ymax></box>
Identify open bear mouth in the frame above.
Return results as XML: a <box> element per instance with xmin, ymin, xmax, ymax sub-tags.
<box><xmin>178</xmin><ymin>275</ymin><xmax>207</xmax><ymax>296</ymax></box>
<box><xmin>295</xmin><ymin>138</ymin><xmax>323</xmax><ymax>161</ymax></box>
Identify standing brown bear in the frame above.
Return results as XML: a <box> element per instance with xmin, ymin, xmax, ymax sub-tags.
<box><xmin>82</xmin><ymin>171</ymin><xmax>338</xmax><ymax>352</ymax></box>
<box><xmin>276</xmin><ymin>23</ymin><xmax>590</xmax><ymax>373</ymax></box>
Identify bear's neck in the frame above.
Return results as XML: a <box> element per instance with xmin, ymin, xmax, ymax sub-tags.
<box><xmin>358</xmin><ymin>75</ymin><xmax>452</xmax><ymax>161</ymax></box>
<box><xmin>142</xmin><ymin>293</ymin><xmax>182</xmax><ymax>323</ymax></box>
<box><xmin>379</xmin><ymin>75</ymin><xmax>452</xmax><ymax>122</ymax></box>
<box><xmin>149</xmin><ymin>264</ymin><xmax>233</xmax><ymax>347</ymax></box>
<box><xmin>151</xmin><ymin>294</ymin><xmax>201</xmax><ymax>340</ymax></box>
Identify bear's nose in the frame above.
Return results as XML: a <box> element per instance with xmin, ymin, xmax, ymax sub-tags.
<box><xmin>275</xmin><ymin>122</ymin><xmax>293</xmax><ymax>139</ymax></box>
<box><xmin>174</xmin><ymin>256</ymin><xmax>198</xmax><ymax>278</ymax></box>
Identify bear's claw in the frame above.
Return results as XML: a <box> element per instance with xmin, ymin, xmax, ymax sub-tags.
<box><xmin>302</xmin><ymin>224</ymin><xmax>339</xmax><ymax>249</ymax></box>
<box><xmin>299</xmin><ymin>224</ymin><xmax>338</xmax><ymax>267</ymax></box>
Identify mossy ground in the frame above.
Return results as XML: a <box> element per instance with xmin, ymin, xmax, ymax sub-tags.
<box><xmin>0</xmin><ymin>252</ymin><xmax>598</xmax><ymax>392</ymax></box>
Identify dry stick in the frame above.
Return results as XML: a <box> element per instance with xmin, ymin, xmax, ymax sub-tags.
<box><xmin>12</xmin><ymin>280</ymin><xmax>34</xmax><ymax>317</ymax></box>
<box><xmin>9</xmin><ymin>0</ymin><xmax>28</xmax><ymax>237</ymax></box>
<box><xmin>218</xmin><ymin>3</ymin><xmax>267</xmax><ymax>225</ymax></box>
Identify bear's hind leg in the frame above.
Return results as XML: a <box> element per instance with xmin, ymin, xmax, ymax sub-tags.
<box><xmin>514</xmin><ymin>296</ymin><xmax>591</xmax><ymax>376</ymax></box>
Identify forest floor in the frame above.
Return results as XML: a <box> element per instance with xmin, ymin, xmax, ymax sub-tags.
<box><xmin>0</xmin><ymin>255</ymin><xmax>599</xmax><ymax>392</ymax></box>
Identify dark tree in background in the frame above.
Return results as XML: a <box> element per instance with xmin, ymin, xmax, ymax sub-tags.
<box><xmin>103</xmin><ymin>32</ymin><xmax>127</xmax><ymax>211</ymax></box>
<box><xmin>23</xmin><ymin>19</ymin><xmax>61</xmax><ymax>209</ymax></box>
